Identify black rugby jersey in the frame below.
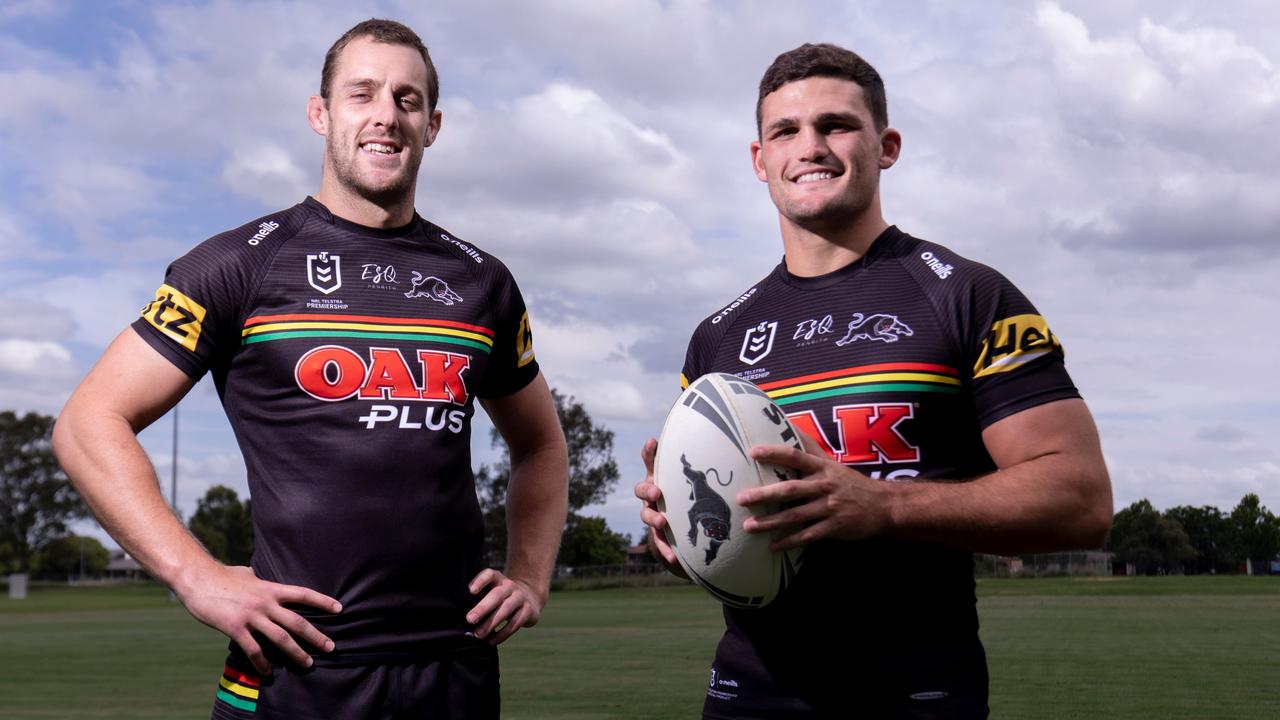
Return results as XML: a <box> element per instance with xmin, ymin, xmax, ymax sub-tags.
<box><xmin>133</xmin><ymin>197</ymin><xmax>539</xmax><ymax>663</ymax></box>
<box><xmin>683</xmin><ymin>226</ymin><xmax>1079</xmax><ymax>714</ymax></box>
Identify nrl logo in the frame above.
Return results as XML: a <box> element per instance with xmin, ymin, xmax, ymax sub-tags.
<box><xmin>306</xmin><ymin>252</ymin><xmax>342</xmax><ymax>295</ymax></box>
<box><xmin>835</xmin><ymin>313</ymin><xmax>913</xmax><ymax>346</ymax></box>
<box><xmin>738</xmin><ymin>321</ymin><xmax>777</xmax><ymax>365</ymax></box>
<box><xmin>405</xmin><ymin>271</ymin><xmax>463</xmax><ymax>305</ymax></box>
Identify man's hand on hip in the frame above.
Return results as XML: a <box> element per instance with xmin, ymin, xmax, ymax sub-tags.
<box><xmin>175</xmin><ymin>563</ymin><xmax>342</xmax><ymax>675</ymax></box>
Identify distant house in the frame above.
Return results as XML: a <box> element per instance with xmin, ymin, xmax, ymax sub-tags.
<box><xmin>105</xmin><ymin>549</ymin><xmax>143</xmax><ymax>580</ymax></box>
<box><xmin>626</xmin><ymin>543</ymin><xmax>656</xmax><ymax>568</ymax></box>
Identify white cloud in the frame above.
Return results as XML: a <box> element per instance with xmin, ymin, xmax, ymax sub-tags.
<box><xmin>0</xmin><ymin>338</ymin><xmax>73</xmax><ymax>377</ymax></box>
<box><xmin>222</xmin><ymin>142</ymin><xmax>313</xmax><ymax>207</ymax></box>
<box><xmin>427</xmin><ymin>83</ymin><xmax>693</xmax><ymax>210</ymax></box>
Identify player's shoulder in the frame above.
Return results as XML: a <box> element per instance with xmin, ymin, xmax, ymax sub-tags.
<box><xmin>417</xmin><ymin>217</ymin><xmax>519</xmax><ymax>286</ymax></box>
<box><xmin>877</xmin><ymin>227</ymin><xmax>1031</xmax><ymax>318</ymax></box>
<box><xmin>180</xmin><ymin>199</ymin><xmax>313</xmax><ymax>270</ymax></box>
<box><xmin>881</xmin><ymin>228</ymin><xmax>1009</xmax><ymax>290</ymax></box>
<box><xmin>689</xmin><ymin>269</ymin><xmax>778</xmax><ymax>348</ymax></box>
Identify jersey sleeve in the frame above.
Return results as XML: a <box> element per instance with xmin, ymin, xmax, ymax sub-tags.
<box><xmin>964</xmin><ymin>270</ymin><xmax>1080</xmax><ymax>429</ymax></box>
<box><xmin>131</xmin><ymin>237</ymin><xmax>258</xmax><ymax>380</ymax></box>
<box><xmin>477</xmin><ymin>264</ymin><xmax>540</xmax><ymax>398</ymax></box>
<box><xmin>679</xmin><ymin>318</ymin><xmax>718</xmax><ymax>391</ymax></box>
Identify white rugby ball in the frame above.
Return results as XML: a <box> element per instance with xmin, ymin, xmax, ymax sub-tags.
<box><xmin>655</xmin><ymin>372</ymin><xmax>805</xmax><ymax>609</ymax></box>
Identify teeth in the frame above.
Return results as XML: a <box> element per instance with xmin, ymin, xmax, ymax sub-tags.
<box><xmin>796</xmin><ymin>171</ymin><xmax>835</xmax><ymax>183</ymax></box>
<box><xmin>363</xmin><ymin>143</ymin><xmax>397</xmax><ymax>154</ymax></box>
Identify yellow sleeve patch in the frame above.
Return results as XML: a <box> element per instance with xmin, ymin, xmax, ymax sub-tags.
<box><xmin>679</xmin><ymin>372</ymin><xmax>690</xmax><ymax>390</ymax></box>
<box><xmin>973</xmin><ymin>313</ymin><xmax>1063</xmax><ymax>379</ymax></box>
<box><xmin>140</xmin><ymin>284</ymin><xmax>207</xmax><ymax>352</ymax></box>
<box><xmin>516</xmin><ymin>310</ymin><xmax>536</xmax><ymax>368</ymax></box>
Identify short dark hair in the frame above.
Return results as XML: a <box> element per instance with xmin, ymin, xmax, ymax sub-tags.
<box><xmin>320</xmin><ymin>19</ymin><xmax>439</xmax><ymax>112</ymax></box>
<box><xmin>756</xmin><ymin>43</ymin><xmax>887</xmax><ymax>135</ymax></box>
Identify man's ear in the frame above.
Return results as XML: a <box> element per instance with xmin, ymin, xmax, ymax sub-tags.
<box><xmin>423</xmin><ymin>108</ymin><xmax>442</xmax><ymax>147</ymax></box>
<box><xmin>307</xmin><ymin>96</ymin><xmax>328</xmax><ymax>137</ymax></box>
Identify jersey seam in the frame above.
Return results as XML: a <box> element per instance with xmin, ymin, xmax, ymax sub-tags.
<box><xmin>896</xmin><ymin>240</ymin><xmax>971</xmax><ymax>381</ymax></box>
<box><xmin>235</xmin><ymin>208</ymin><xmax>308</xmax><ymax>344</ymax></box>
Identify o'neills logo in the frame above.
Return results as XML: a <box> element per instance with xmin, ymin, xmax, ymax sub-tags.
<box><xmin>295</xmin><ymin>346</ymin><xmax>471</xmax><ymax>431</ymax></box>
<box><xmin>711</xmin><ymin>287</ymin><xmax>757</xmax><ymax>324</ymax></box>
<box><xmin>248</xmin><ymin>221</ymin><xmax>279</xmax><ymax>246</ymax></box>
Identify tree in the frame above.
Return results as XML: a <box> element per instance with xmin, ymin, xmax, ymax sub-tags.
<box><xmin>37</xmin><ymin>535</ymin><xmax>109</xmax><ymax>579</ymax></box>
<box><xmin>558</xmin><ymin>516</ymin><xmax>630</xmax><ymax>567</ymax></box>
<box><xmin>1107</xmin><ymin>499</ymin><xmax>1195</xmax><ymax>575</ymax></box>
<box><xmin>476</xmin><ymin>389</ymin><xmax>624</xmax><ymax>567</ymax></box>
<box><xmin>1164</xmin><ymin>505</ymin><xmax>1236</xmax><ymax>574</ymax></box>
<box><xmin>1229</xmin><ymin>494</ymin><xmax>1280</xmax><ymax>570</ymax></box>
<box><xmin>188</xmin><ymin>485</ymin><xmax>254</xmax><ymax>565</ymax></box>
<box><xmin>0</xmin><ymin>411</ymin><xmax>88</xmax><ymax>573</ymax></box>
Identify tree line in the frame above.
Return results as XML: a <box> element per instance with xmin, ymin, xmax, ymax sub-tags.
<box><xmin>6</xmin><ymin>405</ymin><xmax>1277</xmax><ymax>579</ymax></box>
<box><xmin>1</xmin><ymin>392</ymin><xmax>636</xmax><ymax>579</ymax></box>
<box><xmin>1107</xmin><ymin>496</ymin><xmax>1280</xmax><ymax>575</ymax></box>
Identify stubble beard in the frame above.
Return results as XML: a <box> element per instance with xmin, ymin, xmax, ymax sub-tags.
<box><xmin>777</xmin><ymin>161</ymin><xmax>878</xmax><ymax>237</ymax></box>
<box><xmin>327</xmin><ymin>132</ymin><xmax>422</xmax><ymax>208</ymax></box>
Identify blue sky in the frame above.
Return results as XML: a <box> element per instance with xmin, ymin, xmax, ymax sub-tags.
<box><xmin>2</xmin><ymin>0</ymin><xmax>1278</xmax><ymax>548</ymax></box>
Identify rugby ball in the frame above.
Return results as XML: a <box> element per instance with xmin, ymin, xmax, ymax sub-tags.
<box><xmin>655</xmin><ymin>373</ymin><xmax>805</xmax><ymax>608</ymax></box>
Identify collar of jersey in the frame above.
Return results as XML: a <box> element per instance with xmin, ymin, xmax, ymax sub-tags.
<box><xmin>774</xmin><ymin>225</ymin><xmax>904</xmax><ymax>290</ymax></box>
<box><xmin>304</xmin><ymin>196</ymin><xmax>422</xmax><ymax>239</ymax></box>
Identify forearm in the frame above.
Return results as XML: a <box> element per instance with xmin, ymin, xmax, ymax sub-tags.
<box><xmin>503</xmin><ymin>443</ymin><xmax>568</xmax><ymax>600</ymax></box>
<box><xmin>53</xmin><ymin>406</ymin><xmax>218</xmax><ymax>595</ymax></box>
<box><xmin>886</xmin><ymin>453</ymin><xmax>1112</xmax><ymax>555</ymax></box>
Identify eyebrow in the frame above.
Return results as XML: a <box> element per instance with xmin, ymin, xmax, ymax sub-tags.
<box><xmin>764</xmin><ymin>111</ymin><xmax>864</xmax><ymax>134</ymax></box>
<box><xmin>342</xmin><ymin>78</ymin><xmax>424</xmax><ymax>96</ymax></box>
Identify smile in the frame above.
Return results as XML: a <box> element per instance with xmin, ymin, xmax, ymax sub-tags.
<box><xmin>361</xmin><ymin>141</ymin><xmax>402</xmax><ymax>156</ymax></box>
<box><xmin>794</xmin><ymin>171</ymin><xmax>836</xmax><ymax>183</ymax></box>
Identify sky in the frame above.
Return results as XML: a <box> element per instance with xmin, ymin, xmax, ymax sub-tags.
<box><xmin>1</xmin><ymin>0</ymin><xmax>1277</xmax><ymax>550</ymax></box>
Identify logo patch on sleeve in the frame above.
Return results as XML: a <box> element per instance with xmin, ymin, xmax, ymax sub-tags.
<box><xmin>516</xmin><ymin>310</ymin><xmax>535</xmax><ymax>367</ymax></box>
<box><xmin>140</xmin><ymin>284</ymin><xmax>207</xmax><ymax>352</ymax></box>
<box><xmin>973</xmin><ymin>313</ymin><xmax>1063</xmax><ymax>379</ymax></box>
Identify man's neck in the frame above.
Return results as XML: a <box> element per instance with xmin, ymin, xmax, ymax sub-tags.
<box><xmin>779</xmin><ymin>210</ymin><xmax>890</xmax><ymax>277</ymax></box>
<box><xmin>314</xmin><ymin>183</ymin><xmax>416</xmax><ymax>229</ymax></box>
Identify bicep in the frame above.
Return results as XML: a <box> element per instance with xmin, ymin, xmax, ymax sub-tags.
<box><xmin>981</xmin><ymin>398</ymin><xmax>1104</xmax><ymax>471</ymax></box>
<box><xmin>480</xmin><ymin>372</ymin><xmax>565</xmax><ymax>462</ymax></box>
<box><xmin>62</xmin><ymin>329</ymin><xmax>197</xmax><ymax>433</ymax></box>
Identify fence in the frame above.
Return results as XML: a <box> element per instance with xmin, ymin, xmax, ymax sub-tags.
<box><xmin>975</xmin><ymin>551</ymin><xmax>1113</xmax><ymax>578</ymax></box>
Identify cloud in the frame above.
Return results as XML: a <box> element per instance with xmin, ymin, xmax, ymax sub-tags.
<box><xmin>1195</xmin><ymin>423</ymin><xmax>1246</xmax><ymax>443</ymax></box>
<box><xmin>0</xmin><ymin>295</ymin><xmax>77</xmax><ymax>340</ymax></box>
<box><xmin>0</xmin><ymin>0</ymin><xmax>60</xmax><ymax>23</ymax></box>
<box><xmin>427</xmin><ymin>84</ymin><xmax>692</xmax><ymax>211</ymax></box>
<box><xmin>0</xmin><ymin>338</ymin><xmax>74</xmax><ymax>378</ymax></box>
<box><xmin>222</xmin><ymin>141</ymin><xmax>313</xmax><ymax>208</ymax></box>
<box><xmin>1112</xmin><ymin>460</ymin><xmax>1280</xmax><ymax>513</ymax></box>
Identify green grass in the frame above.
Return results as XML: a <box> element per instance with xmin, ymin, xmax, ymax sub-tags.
<box><xmin>1</xmin><ymin>577</ymin><xmax>1276</xmax><ymax>719</ymax></box>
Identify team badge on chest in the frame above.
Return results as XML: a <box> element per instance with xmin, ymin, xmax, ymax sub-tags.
<box><xmin>306</xmin><ymin>252</ymin><xmax>342</xmax><ymax>295</ymax></box>
<box><xmin>739</xmin><ymin>321</ymin><xmax>777</xmax><ymax>366</ymax></box>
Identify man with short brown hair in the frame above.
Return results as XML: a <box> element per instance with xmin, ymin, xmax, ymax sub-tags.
<box><xmin>55</xmin><ymin>18</ymin><xmax>568</xmax><ymax>719</ymax></box>
<box><xmin>638</xmin><ymin>43</ymin><xmax>1112</xmax><ymax>718</ymax></box>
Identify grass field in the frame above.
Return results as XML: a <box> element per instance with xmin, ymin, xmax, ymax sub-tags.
<box><xmin>2</xmin><ymin>577</ymin><xmax>1276</xmax><ymax>719</ymax></box>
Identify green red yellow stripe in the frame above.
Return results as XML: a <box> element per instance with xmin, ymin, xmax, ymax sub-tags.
<box><xmin>241</xmin><ymin>313</ymin><xmax>494</xmax><ymax>352</ymax></box>
<box><xmin>215</xmin><ymin>664</ymin><xmax>260</xmax><ymax>712</ymax></box>
<box><xmin>758</xmin><ymin>362</ymin><xmax>961</xmax><ymax>406</ymax></box>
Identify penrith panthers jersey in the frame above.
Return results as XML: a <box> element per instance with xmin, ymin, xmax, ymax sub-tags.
<box><xmin>681</xmin><ymin>226</ymin><xmax>1080</xmax><ymax>715</ymax></box>
<box><xmin>133</xmin><ymin>197</ymin><xmax>539</xmax><ymax>664</ymax></box>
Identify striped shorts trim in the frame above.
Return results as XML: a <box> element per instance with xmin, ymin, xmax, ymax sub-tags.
<box><xmin>215</xmin><ymin>663</ymin><xmax>261</xmax><ymax>713</ymax></box>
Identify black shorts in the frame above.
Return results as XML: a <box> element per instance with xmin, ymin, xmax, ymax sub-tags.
<box><xmin>702</xmin><ymin>631</ymin><xmax>989</xmax><ymax>719</ymax></box>
<box><xmin>209</xmin><ymin>646</ymin><xmax>500</xmax><ymax>720</ymax></box>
